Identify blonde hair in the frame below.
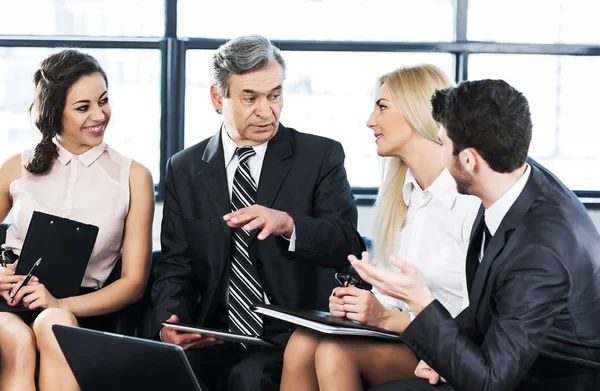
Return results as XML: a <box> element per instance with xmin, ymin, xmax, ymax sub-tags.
<box><xmin>371</xmin><ymin>64</ymin><xmax>453</xmax><ymax>268</ymax></box>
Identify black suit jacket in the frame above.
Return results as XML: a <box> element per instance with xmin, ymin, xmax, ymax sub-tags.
<box><xmin>150</xmin><ymin>124</ymin><xmax>364</xmax><ymax>337</ymax></box>
<box><xmin>403</xmin><ymin>160</ymin><xmax>600</xmax><ymax>390</ymax></box>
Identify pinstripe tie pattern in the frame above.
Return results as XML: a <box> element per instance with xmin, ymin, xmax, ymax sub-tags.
<box><xmin>228</xmin><ymin>146</ymin><xmax>264</xmax><ymax>338</ymax></box>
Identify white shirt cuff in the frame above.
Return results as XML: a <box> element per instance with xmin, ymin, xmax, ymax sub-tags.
<box><xmin>159</xmin><ymin>327</ymin><xmax>165</xmax><ymax>342</ymax></box>
<box><xmin>281</xmin><ymin>226</ymin><xmax>296</xmax><ymax>252</ymax></box>
<box><xmin>409</xmin><ymin>311</ymin><xmax>415</xmax><ymax>322</ymax></box>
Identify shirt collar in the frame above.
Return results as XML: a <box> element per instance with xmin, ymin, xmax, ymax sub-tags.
<box><xmin>221</xmin><ymin>125</ymin><xmax>269</xmax><ymax>168</ymax></box>
<box><xmin>485</xmin><ymin>164</ymin><xmax>531</xmax><ymax>235</ymax></box>
<box><xmin>53</xmin><ymin>138</ymin><xmax>107</xmax><ymax>167</ymax></box>
<box><xmin>402</xmin><ymin>168</ymin><xmax>458</xmax><ymax>209</ymax></box>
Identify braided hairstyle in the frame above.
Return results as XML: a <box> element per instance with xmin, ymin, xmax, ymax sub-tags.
<box><xmin>26</xmin><ymin>49</ymin><xmax>107</xmax><ymax>175</ymax></box>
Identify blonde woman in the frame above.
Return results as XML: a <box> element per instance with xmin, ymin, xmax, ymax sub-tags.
<box><xmin>279</xmin><ymin>64</ymin><xmax>481</xmax><ymax>391</ymax></box>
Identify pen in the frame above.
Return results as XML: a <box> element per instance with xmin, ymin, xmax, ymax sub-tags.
<box><xmin>10</xmin><ymin>258</ymin><xmax>42</xmax><ymax>300</ymax></box>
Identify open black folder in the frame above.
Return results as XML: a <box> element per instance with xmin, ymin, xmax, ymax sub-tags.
<box><xmin>252</xmin><ymin>304</ymin><xmax>405</xmax><ymax>342</ymax></box>
<box><xmin>0</xmin><ymin>211</ymin><xmax>98</xmax><ymax>312</ymax></box>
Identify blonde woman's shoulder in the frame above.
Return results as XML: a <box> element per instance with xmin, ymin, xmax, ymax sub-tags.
<box><xmin>456</xmin><ymin>193</ymin><xmax>482</xmax><ymax>243</ymax></box>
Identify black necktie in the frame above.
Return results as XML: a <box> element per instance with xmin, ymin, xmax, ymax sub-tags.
<box><xmin>466</xmin><ymin>222</ymin><xmax>492</xmax><ymax>292</ymax></box>
<box><xmin>484</xmin><ymin>224</ymin><xmax>492</xmax><ymax>252</ymax></box>
<box><xmin>228</xmin><ymin>147</ymin><xmax>264</xmax><ymax>338</ymax></box>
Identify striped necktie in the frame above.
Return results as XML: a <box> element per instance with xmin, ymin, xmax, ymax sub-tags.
<box><xmin>228</xmin><ymin>146</ymin><xmax>264</xmax><ymax>338</ymax></box>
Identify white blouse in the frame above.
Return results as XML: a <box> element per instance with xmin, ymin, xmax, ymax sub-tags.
<box><xmin>374</xmin><ymin>168</ymin><xmax>481</xmax><ymax>317</ymax></box>
<box><xmin>3</xmin><ymin>140</ymin><xmax>132</xmax><ymax>289</ymax></box>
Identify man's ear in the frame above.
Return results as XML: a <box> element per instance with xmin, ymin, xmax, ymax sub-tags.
<box><xmin>458</xmin><ymin>148</ymin><xmax>478</xmax><ymax>174</ymax></box>
<box><xmin>210</xmin><ymin>85</ymin><xmax>223</xmax><ymax>113</ymax></box>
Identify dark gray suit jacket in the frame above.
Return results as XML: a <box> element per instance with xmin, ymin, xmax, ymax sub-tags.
<box><xmin>403</xmin><ymin>160</ymin><xmax>600</xmax><ymax>391</ymax></box>
<box><xmin>150</xmin><ymin>124</ymin><xmax>365</xmax><ymax>338</ymax></box>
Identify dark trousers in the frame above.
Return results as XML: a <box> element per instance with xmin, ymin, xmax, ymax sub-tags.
<box><xmin>369</xmin><ymin>379</ymin><xmax>454</xmax><ymax>391</ymax></box>
<box><xmin>185</xmin><ymin>343</ymin><xmax>284</xmax><ymax>391</ymax></box>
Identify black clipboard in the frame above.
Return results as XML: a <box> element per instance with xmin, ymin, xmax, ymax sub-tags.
<box><xmin>14</xmin><ymin>211</ymin><xmax>99</xmax><ymax>300</ymax></box>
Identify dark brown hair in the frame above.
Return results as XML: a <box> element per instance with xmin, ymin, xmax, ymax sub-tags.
<box><xmin>431</xmin><ymin>79</ymin><xmax>532</xmax><ymax>173</ymax></box>
<box><xmin>26</xmin><ymin>49</ymin><xmax>107</xmax><ymax>175</ymax></box>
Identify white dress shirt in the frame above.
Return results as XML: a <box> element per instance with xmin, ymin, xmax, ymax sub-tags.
<box><xmin>221</xmin><ymin>126</ymin><xmax>296</xmax><ymax>250</ymax></box>
<box><xmin>374</xmin><ymin>168</ymin><xmax>481</xmax><ymax>318</ymax></box>
<box><xmin>480</xmin><ymin>164</ymin><xmax>531</xmax><ymax>261</ymax></box>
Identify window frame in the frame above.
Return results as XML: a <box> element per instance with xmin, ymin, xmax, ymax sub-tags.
<box><xmin>0</xmin><ymin>0</ymin><xmax>599</xmax><ymax>204</ymax></box>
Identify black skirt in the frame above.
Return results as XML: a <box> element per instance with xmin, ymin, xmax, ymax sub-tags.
<box><xmin>2</xmin><ymin>250</ymin><xmax>115</xmax><ymax>332</ymax></box>
<box><xmin>11</xmin><ymin>287</ymin><xmax>116</xmax><ymax>332</ymax></box>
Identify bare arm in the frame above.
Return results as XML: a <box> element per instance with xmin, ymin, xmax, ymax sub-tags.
<box><xmin>0</xmin><ymin>154</ymin><xmax>22</xmax><ymax>223</ymax></box>
<box><xmin>61</xmin><ymin>161</ymin><xmax>155</xmax><ymax>317</ymax></box>
<box><xmin>330</xmin><ymin>285</ymin><xmax>412</xmax><ymax>333</ymax></box>
<box><xmin>380</xmin><ymin>310</ymin><xmax>412</xmax><ymax>333</ymax></box>
<box><xmin>0</xmin><ymin>155</ymin><xmax>28</xmax><ymax>296</ymax></box>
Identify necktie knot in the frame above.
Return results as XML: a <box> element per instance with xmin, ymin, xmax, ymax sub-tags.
<box><xmin>236</xmin><ymin>146</ymin><xmax>256</xmax><ymax>165</ymax></box>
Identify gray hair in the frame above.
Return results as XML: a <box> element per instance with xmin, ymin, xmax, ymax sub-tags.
<box><xmin>209</xmin><ymin>35</ymin><xmax>286</xmax><ymax>100</ymax></box>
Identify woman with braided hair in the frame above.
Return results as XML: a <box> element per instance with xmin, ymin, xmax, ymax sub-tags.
<box><xmin>0</xmin><ymin>49</ymin><xmax>154</xmax><ymax>391</ymax></box>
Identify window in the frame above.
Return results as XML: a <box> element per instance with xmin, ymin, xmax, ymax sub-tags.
<box><xmin>0</xmin><ymin>47</ymin><xmax>162</xmax><ymax>180</ymax></box>
<box><xmin>468</xmin><ymin>0</ymin><xmax>600</xmax><ymax>44</ymax></box>
<box><xmin>178</xmin><ymin>0</ymin><xmax>455</xmax><ymax>42</ymax></box>
<box><xmin>2</xmin><ymin>0</ymin><xmax>599</xmax><ymax>198</ymax></box>
<box><xmin>0</xmin><ymin>0</ymin><xmax>164</xmax><ymax>37</ymax></box>
<box><xmin>185</xmin><ymin>50</ymin><xmax>454</xmax><ymax>187</ymax></box>
<box><xmin>469</xmin><ymin>54</ymin><xmax>600</xmax><ymax>191</ymax></box>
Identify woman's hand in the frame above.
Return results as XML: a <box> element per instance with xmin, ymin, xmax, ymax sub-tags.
<box><xmin>329</xmin><ymin>287</ymin><xmax>347</xmax><ymax>317</ymax></box>
<box><xmin>9</xmin><ymin>280</ymin><xmax>62</xmax><ymax>310</ymax></box>
<box><xmin>0</xmin><ymin>263</ymin><xmax>34</xmax><ymax>302</ymax></box>
<box><xmin>335</xmin><ymin>285</ymin><xmax>389</xmax><ymax>328</ymax></box>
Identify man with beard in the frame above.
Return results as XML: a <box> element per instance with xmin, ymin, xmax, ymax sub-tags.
<box><xmin>151</xmin><ymin>35</ymin><xmax>364</xmax><ymax>391</ymax></box>
<box><xmin>351</xmin><ymin>79</ymin><xmax>600</xmax><ymax>390</ymax></box>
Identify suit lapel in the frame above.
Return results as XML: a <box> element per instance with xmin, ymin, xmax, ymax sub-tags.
<box><xmin>249</xmin><ymin>124</ymin><xmax>293</xmax><ymax>243</ymax></box>
<box><xmin>469</xmin><ymin>164</ymin><xmax>544</xmax><ymax>323</ymax></box>
<box><xmin>194</xmin><ymin>131</ymin><xmax>231</xmax><ymax>236</ymax></box>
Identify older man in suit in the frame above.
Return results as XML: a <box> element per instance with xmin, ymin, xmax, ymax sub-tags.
<box><xmin>352</xmin><ymin>79</ymin><xmax>600</xmax><ymax>391</ymax></box>
<box><xmin>151</xmin><ymin>35</ymin><xmax>364</xmax><ymax>391</ymax></box>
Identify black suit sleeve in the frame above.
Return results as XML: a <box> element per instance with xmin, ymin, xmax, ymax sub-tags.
<box><xmin>403</xmin><ymin>245</ymin><xmax>571</xmax><ymax>391</ymax></box>
<box><xmin>288</xmin><ymin>141</ymin><xmax>364</xmax><ymax>267</ymax></box>
<box><xmin>454</xmin><ymin>307</ymin><xmax>478</xmax><ymax>340</ymax></box>
<box><xmin>151</xmin><ymin>158</ymin><xmax>198</xmax><ymax>337</ymax></box>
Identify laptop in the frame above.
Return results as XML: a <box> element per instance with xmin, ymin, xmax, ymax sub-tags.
<box><xmin>53</xmin><ymin>325</ymin><xmax>203</xmax><ymax>391</ymax></box>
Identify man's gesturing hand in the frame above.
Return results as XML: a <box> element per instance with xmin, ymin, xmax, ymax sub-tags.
<box><xmin>224</xmin><ymin>204</ymin><xmax>294</xmax><ymax>240</ymax></box>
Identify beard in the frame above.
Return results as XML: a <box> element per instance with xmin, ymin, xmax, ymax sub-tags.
<box><xmin>455</xmin><ymin>175</ymin><xmax>472</xmax><ymax>195</ymax></box>
<box><xmin>452</xmin><ymin>159</ymin><xmax>474</xmax><ymax>195</ymax></box>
